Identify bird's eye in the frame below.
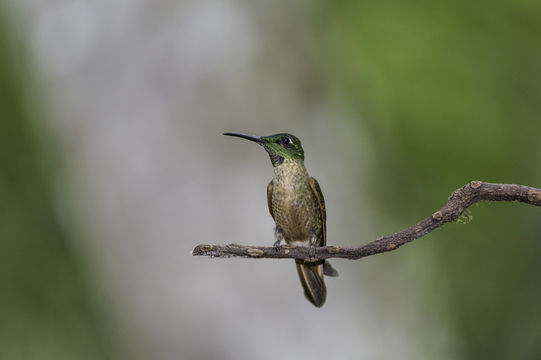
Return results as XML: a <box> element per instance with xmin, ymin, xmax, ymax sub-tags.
<box><xmin>279</xmin><ymin>137</ymin><xmax>290</xmax><ymax>145</ymax></box>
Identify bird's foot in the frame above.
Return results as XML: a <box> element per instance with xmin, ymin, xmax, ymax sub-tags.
<box><xmin>308</xmin><ymin>242</ymin><xmax>317</xmax><ymax>259</ymax></box>
<box><xmin>273</xmin><ymin>226</ymin><xmax>285</xmax><ymax>249</ymax></box>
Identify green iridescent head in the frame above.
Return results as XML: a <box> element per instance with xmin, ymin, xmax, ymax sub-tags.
<box><xmin>223</xmin><ymin>132</ymin><xmax>304</xmax><ymax>166</ymax></box>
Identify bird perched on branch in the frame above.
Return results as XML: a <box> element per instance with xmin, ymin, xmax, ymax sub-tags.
<box><xmin>224</xmin><ymin>132</ymin><xmax>338</xmax><ymax>307</ymax></box>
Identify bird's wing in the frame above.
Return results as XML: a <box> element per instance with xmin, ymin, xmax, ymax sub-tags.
<box><xmin>309</xmin><ymin>177</ymin><xmax>326</xmax><ymax>246</ymax></box>
<box><xmin>310</xmin><ymin>177</ymin><xmax>338</xmax><ymax>278</ymax></box>
<box><xmin>267</xmin><ymin>180</ymin><xmax>274</xmax><ymax>220</ymax></box>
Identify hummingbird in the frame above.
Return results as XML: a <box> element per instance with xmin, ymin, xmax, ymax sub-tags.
<box><xmin>224</xmin><ymin>132</ymin><xmax>338</xmax><ymax>307</ymax></box>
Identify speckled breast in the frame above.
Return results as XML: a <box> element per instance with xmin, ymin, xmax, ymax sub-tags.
<box><xmin>271</xmin><ymin>161</ymin><xmax>322</xmax><ymax>244</ymax></box>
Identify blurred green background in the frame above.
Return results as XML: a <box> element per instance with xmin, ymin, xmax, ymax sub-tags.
<box><xmin>0</xmin><ymin>8</ymin><xmax>113</xmax><ymax>360</ymax></box>
<box><xmin>319</xmin><ymin>1</ymin><xmax>541</xmax><ymax>358</ymax></box>
<box><xmin>1</xmin><ymin>0</ymin><xmax>540</xmax><ymax>359</ymax></box>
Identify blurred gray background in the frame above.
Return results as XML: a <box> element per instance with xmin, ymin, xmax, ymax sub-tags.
<box><xmin>1</xmin><ymin>0</ymin><xmax>540</xmax><ymax>359</ymax></box>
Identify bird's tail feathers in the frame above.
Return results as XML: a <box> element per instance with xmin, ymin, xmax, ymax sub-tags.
<box><xmin>323</xmin><ymin>260</ymin><xmax>338</xmax><ymax>277</ymax></box>
<box><xmin>295</xmin><ymin>260</ymin><xmax>326</xmax><ymax>307</ymax></box>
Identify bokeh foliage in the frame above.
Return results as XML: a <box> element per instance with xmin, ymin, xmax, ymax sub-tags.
<box><xmin>0</xmin><ymin>7</ymin><xmax>113</xmax><ymax>360</ymax></box>
<box><xmin>318</xmin><ymin>0</ymin><xmax>541</xmax><ymax>358</ymax></box>
<box><xmin>1</xmin><ymin>0</ymin><xmax>540</xmax><ymax>358</ymax></box>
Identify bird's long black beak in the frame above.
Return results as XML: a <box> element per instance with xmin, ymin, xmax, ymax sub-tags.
<box><xmin>223</xmin><ymin>132</ymin><xmax>266</xmax><ymax>144</ymax></box>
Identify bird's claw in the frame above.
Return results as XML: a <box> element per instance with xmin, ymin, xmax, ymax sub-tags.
<box><xmin>308</xmin><ymin>243</ymin><xmax>316</xmax><ymax>258</ymax></box>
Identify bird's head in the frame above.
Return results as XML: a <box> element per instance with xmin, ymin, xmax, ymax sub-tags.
<box><xmin>223</xmin><ymin>132</ymin><xmax>304</xmax><ymax>166</ymax></box>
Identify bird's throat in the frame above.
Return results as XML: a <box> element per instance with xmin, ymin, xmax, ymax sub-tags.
<box><xmin>264</xmin><ymin>148</ymin><xmax>284</xmax><ymax>166</ymax></box>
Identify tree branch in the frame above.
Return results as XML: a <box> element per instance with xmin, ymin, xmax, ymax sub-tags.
<box><xmin>192</xmin><ymin>181</ymin><xmax>541</xmax><ymax>260</ymax></box>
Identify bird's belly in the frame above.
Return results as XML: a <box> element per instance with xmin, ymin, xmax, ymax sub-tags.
<box><xmin>277</xmin><ymin>207</ymin><xmax>311</xmax><ymax>242</ymax></box>
<box><xmin>272</xmin><ymin>187</ymin><xmax>318</xmax><ymax>243</ymax></box>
